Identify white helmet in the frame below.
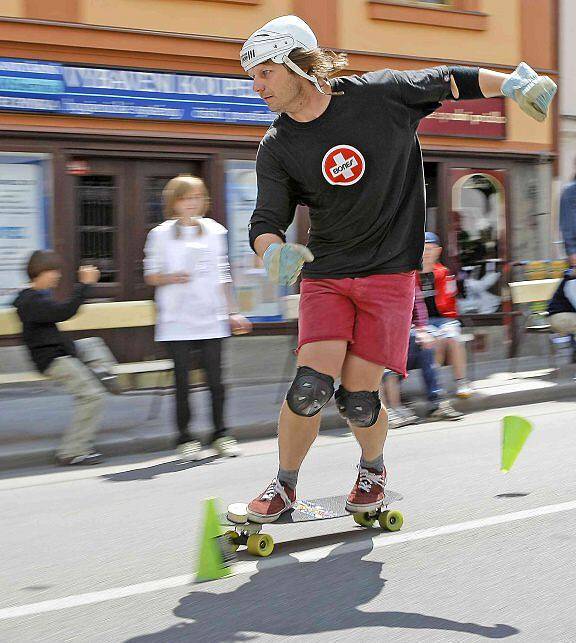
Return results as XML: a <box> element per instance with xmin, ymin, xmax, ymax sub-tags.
<box><xmin>240</xmin><ymin>15</ymin><xmax>324</xmax><ymax>93</ymax></box>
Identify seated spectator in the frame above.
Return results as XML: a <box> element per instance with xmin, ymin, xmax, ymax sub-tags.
<box><xmin>381</xmin><ymin>286</ymin><xmax>463</xmax><ymax>429</ymax></box>
<box><xmin>14</xmin><ymin>251</ymin><xmax>106</xmax><ymax>466</ymax></box>
<box><xmin>548</xmin><ymin>268</ymin><xmax>576</xmax><ymax>333</ymax></box>
<box><xmin>419</xmin><ymin>232</ymin><xmax>473</xmax><ymax>398</ymax></box>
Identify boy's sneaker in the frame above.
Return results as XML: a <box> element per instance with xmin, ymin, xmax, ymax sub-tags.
<box><xmin>456</xmin><ymin>379</ymin><xmax>473</xmax><ymax>399</ymax></box>
<box><xmin>56</xmin><ymin>452</ymin><xmax>104</xmax><ymax>466</ymax></box>
<box><xmin>346</xmin><ymin>466</ymin><xmax>387</xmax><ymax>513</ymax></box>
<box><xmin>428</xmin><ymin>400</ymin><xmax>464</xmax><ymax>421</ymax></box>
<box><xmin>177</xmin><ymin>440</ymin><xmax>202</xmax><ymax>461</ymax></box>
<box><xmin>247</xmin><ymin>479</ymin><xmax>296</xmax><ymax>523</ymax></box>
<box><xmin>387</xmin><ymin>406</ymin><xmax>419</xmax><ymax>429</ymax></box>
<box><xmin>212</xmin><ymin>436</ymin><xmax>242</xmax><ymax>458</ymax></box>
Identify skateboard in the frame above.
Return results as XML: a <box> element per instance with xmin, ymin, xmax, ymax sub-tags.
<box><xmin>221</xmin><ymin>490</ymin><xmax>403</xmax><ymax>557</ymax></box>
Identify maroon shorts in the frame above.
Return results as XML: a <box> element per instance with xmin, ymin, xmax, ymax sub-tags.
<box><xmin>298</xmin><ymin>272</ymin><xmax>416</xmax><ymax>376</ymax></box>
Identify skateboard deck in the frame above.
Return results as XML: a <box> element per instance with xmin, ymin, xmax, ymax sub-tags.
<box><xmin>224</xmin><ymin>490</ymin><xmax>403</xmax><ymax>525</ymax></box>
<box><xmin>220</xmin><ymin>490</ymin><xmax>404</xmax><ymax>557</ymax></box>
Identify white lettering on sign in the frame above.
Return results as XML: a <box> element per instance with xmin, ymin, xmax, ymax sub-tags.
<box><xmin>62</xmin><ymin>67</ymin><xmax>257</xmax><ymax>98</ymax></box>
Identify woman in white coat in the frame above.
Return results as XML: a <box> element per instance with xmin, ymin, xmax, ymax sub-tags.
<box><xmin>144</xmin><ymin>175</ymin><xmax>251</xmax><ymax>460</ymax></box>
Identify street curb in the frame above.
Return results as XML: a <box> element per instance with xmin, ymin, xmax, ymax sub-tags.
<box><xmin>0</xmin><ymin>383</ymin><xmax>574</xmax><ymax>472</ymax></box>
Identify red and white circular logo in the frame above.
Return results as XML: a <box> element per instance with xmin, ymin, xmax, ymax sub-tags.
<box><xmin>322</xmin><ymin>144</ymin><xmax>365</xmax><ymax>186</ymax></box>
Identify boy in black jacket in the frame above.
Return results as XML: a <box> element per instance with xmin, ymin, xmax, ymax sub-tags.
<box><xmin>14</xmin><ymin>250</ymin><xmax>105</xmax><ymax>466</ymax></box>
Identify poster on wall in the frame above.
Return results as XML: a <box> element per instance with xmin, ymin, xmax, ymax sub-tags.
<box><xmin>0</xmin><ymin>153</ymin><xmax>51</xmax><ymax>306</ymax></box>
<box><xmin>225</xmin><ymin>160</ymin><xmax>301</xmax><ymax>321</ymax></box>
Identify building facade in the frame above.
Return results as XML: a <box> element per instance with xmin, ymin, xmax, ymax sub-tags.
<box><xmin>0</xmin><ymin>0</ymin><xmax>559</xmax><ymax>360</ymax></box>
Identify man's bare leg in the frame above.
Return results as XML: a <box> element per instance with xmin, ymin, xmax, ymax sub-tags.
<box><xmin>247</xmin><ymin>340</ymin><xmax>348</xmax><ymax>522</ymax></box>
<box><xmin>340</xmin><ymin>352</ymin><xmax>390</xmax><ymax>512</ymax></box>
<box><xmin>278</xmin><ymin>340</ymin><xmax>347</xmax><ymax>471</ymax></box>
<box><xmin>341</xmin><ymin>353</ymin><xmax>388</xmax><ymax>461</ymax></box>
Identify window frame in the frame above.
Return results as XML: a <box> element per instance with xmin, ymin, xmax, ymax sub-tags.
<box><xmin>368</xmin><ymin>0</ymin><xmax>488</xmax><ymax>31</ymax></box>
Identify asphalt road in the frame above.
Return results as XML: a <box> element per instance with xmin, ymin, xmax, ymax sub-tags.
<box><xmin>1</xmin><ymin>400</ymin><xmax>576</xmax><ymax>642</ymax></box>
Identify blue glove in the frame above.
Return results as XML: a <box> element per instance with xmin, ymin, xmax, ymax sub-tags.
<box><xmin>502</xmin><ymin>62</ymin><xmax>557</xmax><ymax>122</ymax></box>
<box><xmin>262</xmin><ymin>243</ymin><xmax>314</xmax><ymax>286</ymax></box>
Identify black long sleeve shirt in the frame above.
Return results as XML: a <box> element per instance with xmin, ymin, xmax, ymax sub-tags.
<box><xmin>249</xmin><ymin>66</ymin><xmax>459</xmax><ymax>279</ymax></box>
<box><xmin>13</xmin><ymin>284</ymin><xmax>89</xmax><ymax>372</ymax></box>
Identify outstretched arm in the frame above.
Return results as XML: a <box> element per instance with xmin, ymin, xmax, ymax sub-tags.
<box><xmin>450</xmin><ymin>69</ymin><xmax>507</xmax><ymax>99</ymax></box>
<box><xmin>451</xmin><ymin>63</ymin><xmax>557</xmax><ymax>122</ymax></box>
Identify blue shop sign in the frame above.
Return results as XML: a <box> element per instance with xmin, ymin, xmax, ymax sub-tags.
<box><xmin>0</xmin><ymin>57</ymin><xmax>275</xmax><ymax>125</ymax></box>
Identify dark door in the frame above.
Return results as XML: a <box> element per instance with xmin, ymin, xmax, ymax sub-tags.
<box><xmin>69</xmin><ymin>157</ymin><xmax>202</xmax><ymax>361</ymax></box>
<box><xmin>72</xmin><ymin>157</ymin><xmax>201</xmax><ymax>301</ymax></box>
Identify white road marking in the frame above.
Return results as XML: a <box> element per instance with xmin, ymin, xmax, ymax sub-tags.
<box><xmin>1</xmin><ymin>499</ymin><xmax>576</xmax><ymax>621</ymax></box>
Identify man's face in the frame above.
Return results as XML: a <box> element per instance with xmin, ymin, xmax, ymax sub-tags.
<box><xmin>248</xmin><ymin>62</ymin><xmax>304</xmax><ymax>114</ymax></box>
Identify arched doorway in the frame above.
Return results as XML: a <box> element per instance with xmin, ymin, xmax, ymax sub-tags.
<box><xmin>449</xmin><ymin>170</ymin><xmax>507</xmax><ymax>315</ymax></box>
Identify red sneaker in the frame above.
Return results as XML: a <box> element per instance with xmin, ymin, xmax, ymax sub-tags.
<box><xmin>346</xmin><ymin>466</ymin><xmax>387</xmax><ymax>513</ymax></box>
<box><xmin>247</xmin><ymin>479</ymin><xmax>296</xmax><ymax>523</ymax></box>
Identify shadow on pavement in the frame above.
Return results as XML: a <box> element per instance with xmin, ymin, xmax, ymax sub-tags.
<box><xmin>101</xmin><ymin>456</ymin><xmax>220</xmax><ymax>482</ymax></box>
<box><xmin>125</xmin><ymin>540</ymin><xmax>519</xmax><ymax>642</ymax></box>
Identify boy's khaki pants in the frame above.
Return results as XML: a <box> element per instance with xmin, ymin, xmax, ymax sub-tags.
<box><xmin>45</xmin><ymin>356</ymin><xmax>105</xmax><ymax>458</ymax></box>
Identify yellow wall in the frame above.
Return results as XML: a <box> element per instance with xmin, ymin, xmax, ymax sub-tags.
<box><xmin>0</xmin><ymin>0</ymin><xmax>23</xmax><ymax>17</ymax></box>
<box><xmin>507</xmin><ymin>101</ymin><xmax>553</xmax><ymax>146</ymax></box>
<box><xmin>339</xmin><ymin>0</ymin><xmax>553</xmax><ymax>147</ymax></box>
<box><xmin>339</xmin><ymin>0</ymin><xmax>521</xmax><ymax>66</ymax></box>
<box><xmin>81</xmin><ymin>0</ymin><xmax>292</xmax><ymax>39</ymax></box>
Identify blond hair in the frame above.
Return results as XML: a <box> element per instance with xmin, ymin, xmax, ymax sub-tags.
<box><xmin>162</xmin><ymin>175</ymin><xmax>210</xmax><ymax>237</ymax></box>
<box><xmin>287</xmin><ymin>48</ymin><xmax>348</xmax><ymax>83</ymax></box>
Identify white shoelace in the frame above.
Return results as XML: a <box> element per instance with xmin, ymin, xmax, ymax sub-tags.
<box><xmin>358</xmin><ymin>467</ymin><xmax>385</xmax><ymax>493</ymax></box>
<box><xmin>261</xmin><ymin>479</ymin><xmax>290</xmax><ymax>503</ymax></box>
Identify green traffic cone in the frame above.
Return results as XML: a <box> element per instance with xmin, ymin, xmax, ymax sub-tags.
<box><xmin>501</xmin><ymin>415</ymin><xmax>533</xmax><ymax>473</ymax></box>
<box><xmin>195</xmin><ymin>498</ymin><xmax>235</xmax><ymax>583</ymax></box>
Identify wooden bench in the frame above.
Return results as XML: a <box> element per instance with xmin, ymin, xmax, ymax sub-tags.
<box><xmin>0</xmin><ymin>301</ymin><xmax>205</xmax><ymax>420</ymax></box>
<box><xmin>508</xmin><ymin>278</ymin><xmax>563</xmax><ymax>371</ymax></box>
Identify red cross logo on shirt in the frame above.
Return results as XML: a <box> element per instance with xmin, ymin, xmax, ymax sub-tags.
<box><xmin>322</xmin><ymin>145</ymin><xmax>365</xmax><ymax>186</ymax></box>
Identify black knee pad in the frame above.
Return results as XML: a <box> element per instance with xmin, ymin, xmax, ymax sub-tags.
<box><xmin>286</xmin><ymin>366</ymin><xmax>335</xmax><ymax>417</ymax></box>
<box><xmin>335</xmin><ymin>386</ymin><xmax>381</xmax><ymax>427</ymax></box>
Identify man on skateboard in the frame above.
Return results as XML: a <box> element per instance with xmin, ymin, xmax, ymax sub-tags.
<box><xmin>240</xmin><ymin>15</ymin><xmax>556</xmax><ymax>523</ymax></box>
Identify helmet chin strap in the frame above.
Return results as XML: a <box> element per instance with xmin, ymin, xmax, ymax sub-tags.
<box><xmin>282</xmin><ymin>55</ymin><xmax>341</xmax><ymax>96</ymax></box>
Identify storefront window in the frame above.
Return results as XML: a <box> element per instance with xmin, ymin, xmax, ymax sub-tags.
<box><xmin>451</xmin><ymin>172</ymin><xmax>505</xmax><ymax>314</ymax></box>
<box><xmin>0</xmin><ymin>152</ymin><xmax>51</xmax><ymax>306</ymax></box>
<box><xmin>225</xmin><ymin>159</ymin><xmax>297</xmax><ymax>321</ymax></box>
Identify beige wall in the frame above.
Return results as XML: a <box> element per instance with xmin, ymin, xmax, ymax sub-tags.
<box><xmin>80</xmin><ymin>0</ymin><xmax>292</xmax><ymax>38</ymax></box>
<box><xmin>0</xmin><ymin>0</ymin><xmax>23</xmax><ymax>17</ymax></box>
<box><xmin>339</xmin><ymin>0</ymin><xmax>521</xmax><ymax>65</ymax></box>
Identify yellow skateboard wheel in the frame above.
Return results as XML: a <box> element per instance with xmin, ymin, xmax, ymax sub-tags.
<box><xmin>246</xmin><ymin>533</ymin><xmax>274</xmax><ymax>557</ymax></box>
<box><xmin>353</xmin><ymin>513</ymin><xmax>376</xmax><ymax>528</ymax></box>
<box><xmin>224</xmin><ymin>530</ymin><xmax>240</xmax><ymax>553</ymax></box>
<box><xmin>378</xmin><ymin>509</ymin><xmax>403</xmax><ymax>532</ymax></box>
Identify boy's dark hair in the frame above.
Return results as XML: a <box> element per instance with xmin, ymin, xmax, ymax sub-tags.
<box><xmin>26</xmin><ymin>250</ymin><xmax>62</xmax><ymax>280</ymax></box>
